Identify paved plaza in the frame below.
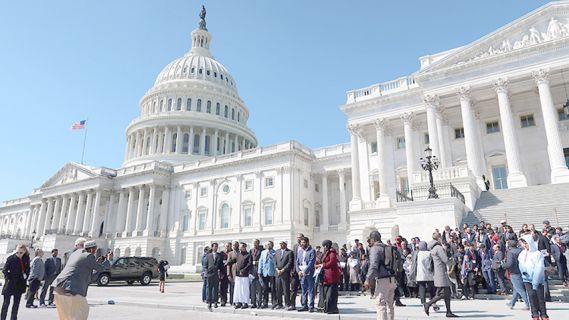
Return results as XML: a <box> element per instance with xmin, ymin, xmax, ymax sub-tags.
<box><xmin>15</xmin><ymin>281</ymin><xmax>569</xmax><ymax>319</ymax></box>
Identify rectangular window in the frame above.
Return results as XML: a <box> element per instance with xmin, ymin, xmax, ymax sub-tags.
<box><xmin>186</xmin><ymin>98</ymin><xmax>191</xmax><ymax>111</ymax></box>
<box><xmin>245</xmin><ymin>179</ymin><xmax>254</xmax><ymax>191</ymax></box>
<box><xmin>396</xmin><ymin>137</ymin><xmax>406</xmax><ymax>149</ymax></box>
<box><xmin>486</xmin><ymin>121</ymin><xmax>500</xmax><ymax>134</ymax></box>
<box><xmin>167</xmin><ymin>98</ymin><xmax>172</xmax><ymax>111</ymax></box>
<box><xmin>520</xmin><ymin>114</ymin><xmax>535</xmax><ymax>128</ymax></box>
<box><xmin>176</xmin><ymin>98</ymin><xmax>182</xmax><ymax>110</ymax></box>
<box><xmin>370</xmin><ymin>142</ymin><xmax>378</xmax><ymax>154</ymax></box>
<box><xmin>303</xmin><ymin>179</ymin><xmax>308</xmax><ymax>188</ymax></box>
<box><xmin>315</xmin><ymin>184</ymin><xmax>319</xmax><ymax>192</ymax></box>
<box><xmin>264</xmin><ymin>205</ymin><xmax>273</xmax><ymax>225</ymax></box>
<box><xmin>196</xmin><ymin>99</ymin><xmax>202</xmax><ymax>112</ymax></box>
<box><xmin>559</xmin><ymin>109</ymin><xmax>568</xmax><ymax>121</ymax></box>
<box><xmin>216</xmin><ymin>103</ymin><xmax>220</xmax><ymax>115</ymax></box>
<box><xmin>455</xmin><ymin>128</ymin><xmax>465</xmax><ymax>139</ymax></box>
<box><xmin>200</xmin><ymin>187</ymin><xmax>208</xmax><ymax>197</ymax></box>
<box><xmin>492</xmin><ymin>165</ymin><xmax>508</xmax><ymax>190</ymax></box>
<box><xmin>182</xmin><ymin>214</ymin><xmax>189</xmax><ymax>232</ymax></box>
<box><xmin>424</xmin><ymin>133</ymin><xmax>430</xmax><ymax>144</ymax></box>
<box><xmin>198</xmin><ymin>209</ymin><xmax>207</xmax><ymax>230</ymax></box>
<box><xmin>224</xmin><ymin>106</ymin><xmax>228</xmax><ymax>118</ymax></box>
<box><xmin>264</xmin><ymin>177</ymin><xmax>274</xmax><ymax>188</ymax></box>
<box><xmin>303</xmin><ymin>207</ymin><xmax>309</xmax><ymax>226</ymax></box>
<box><xmin>244</xmin><ymin>207</ymin><xmax>252</xmax><ymax>227</ymax></box>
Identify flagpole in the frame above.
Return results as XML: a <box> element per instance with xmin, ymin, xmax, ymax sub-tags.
<box><xmin>80</xmin><ymin>118</ymin><xmax>88</xmax><ymax>165</ymax></box>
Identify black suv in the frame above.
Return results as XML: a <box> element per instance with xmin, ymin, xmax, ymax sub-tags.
<box><xmin>96</xmin><ymin>257</ymin><xmax>159</xmax><ymax>286</ymax></box>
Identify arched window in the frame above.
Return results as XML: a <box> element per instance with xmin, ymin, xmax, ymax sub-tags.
<box><xmin>216</xmin><ymin>103</ymin><xmax>220</xmax><ymax>115</ymax></box>
<box><xmin>197</xmin><ymin>99</ymin><xmax>202</xmax><ymax>112</ymax></box>
<box><xmin>220</xmin><ymin>204</ymin><xmax>230</xmax><ymax>229</ymax></box>
<box><xmin>206</xmin><ymin>100</ymin><xmax>211</xmax><ymax>113</ymax></box>
<box><xmin>186</xmin><ymin>98</ymin><xmax>191</xmax><ymax>111</ymax></box>
<box><xmin>167</xmin><ymin>98</ymin><xmax>173</xmax><ymax>111</ymax></box>
<box><xmin>171</xmin><ymin>133</ymin><xmax>177</xmax><ymax>153</ymax></box>
<box><xmin>238</xmin><ymin>111</ymin><xmax>240</xmax><ymax>122</ymax></box>
<box><xmin>176</xmin><ymin>98</ymin><xmax>182</xmax><ymax>110</ymax></box>
<box><xmin>193</xmin><ymin>134</ymin><xmax>200</xmax><ymax>154</ymax></box>
<box><xmin>159</xmin><ymin>99</ymin><xmax>164</xmax><ymax>111</ymax></box>
<box><xmin>231</xmin><ymin>108</ymin><xmax>235</xmax><ymax>120</ymax></box>
<box><xmin>224</xmin><ymin>105</ymin><xmax>228</xmax><ymax>118</ymax></box>
<box><xmin>182</xmin><ymin>133</ymin><xmax>190</xmax><ymax>153</ymax></box>
<box><xmin>217</xmin><ymin>137</ymin><xmax>221</xmax><ymax>152</ymax></box>
<box><xmin>146</xmin><ymin>137</ymin><xmax>151</xmax><ymax>155</ymax></box>
<box><xmin>205</xmin><ymin>136</ymin><xmax>210</xmax><ymax>155</ymax></box>
<box><xmin>152</xmin><ymin>101</ymin><xmax>156</xmax><ymax>113</ymax></box>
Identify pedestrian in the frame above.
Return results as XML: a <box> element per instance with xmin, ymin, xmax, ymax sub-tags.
<box><xmin>219</xmin><ymin>242</ymin><xmax>232</xmax><ymax>306</ymax></box>
<box><xmin>321</xmin><ymin>240</ymin><xmax>341</xmax><ymax>314</ymax></box>
<box><xmin>1</xmin><ymin>244</ymin><xmax>29</xmax><ymax>320</ymax></box>
<box><xmin>338</xmin><ymin>248</ymin><xmax>349</xmax><ymax>291</ymax></box>
<box><xmin>365</xmin><ymin>231</ymin><xmax>397</xmax><ymax>320</ymax></box>
<box><xmin>551</xmin><ymin>235</ymin><xmax>568</xmax><ymax>286</ymax></box>
<box><xmin>296</xmin><ymin>236</ymin><xmax>316</xmax><ymax>312</ymax></box>
<box><xmin>25</xmin><ymin>249</ymin><xmax>44</xmax><ymax>308</ymax></box>
<box><xmin>40</xmin><ymin>249</ymin><xmax>62</xmax><ymax>307</ymax></box>
<box><xmin>201</xmin><ymin>246</ymin><xmax>210</xmax><ymax>303</ymax></box>
<box><xmin>503</xmin><ymin>240</ymin><xmax>529</xmax><ymax>310</ymax></box>
<box><xmin>225</xmin><ymin>241</ymin><xmax>240</xmax><ymax>306</ymax></box>
<box><xmin>518</xmin><ymin>238</ymin><xmax>549</xmax><ymax>320</ymax></box>
<box><xmin>290</xmin><ymin>233</ymin><xmax>304</xmax><ymax>310</ymax></box>
<box><xmin>413</xmin><ymin>241</ymin><xmax>440</xmax><ymax>310</ymax></box>
<box><xmin>423</xmin><ymin>233</ymin><xmax>458</xmax><ymax>317</ymax></box>
<box><xmin>205</xmin><ymin>243</ymin><xmax>223</xmax><ymax>311</ymax></box>
<box><xmin>249</xmin><ymin>239</ymin><xmax>263</xmax><ymax>308</ymax></box>
<box><xmin>274</xmin><ymin>241</ymin><xmax>293</xmax><ymax>309</ymax></box>
<box><xmin>258</xmin><ymin>241</ymin><xmax>276</xmax><ymax>309</ymax></box>
<box><xmin>52</xmin><ymin>238</ymin><xmax>103</xmax><ymax>320</ymax></box>
<box><xmin>491</xmin><ymin>244</ymin><xmax>507</xmax><ymax>294</ymax></box>
<box><xmin>348</xmin><ymin>251</ymin><xmax>361</xmax><ymax>292</ymax></box>
<box><xmin>158</xmin><ymin>260</ymin><xmax>169</xmax><ymax>293</ymax></box>
<box><xmin>479</xmin><ymin>244</ymin><xmax>496</xmax><ymax>294</ymax></box>
<box><xmin>461</xmin><ymin>253</ymin><xmax>476</xmax><ymax>300</ymax></box>
<box><xmin>232</xmin><ymin>242</ymin><xmax>251</xmax><ymax>309</ymax></box>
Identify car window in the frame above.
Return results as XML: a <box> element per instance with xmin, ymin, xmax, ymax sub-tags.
<box><xmin>128</xmin><ymin>259</ymin><xmax>138</xmax><ymax>268</ymax></box>
<box><xmin>114</xmin><ymin>258</ymin><xmax>127</xmax><ymax>267</ymax></box>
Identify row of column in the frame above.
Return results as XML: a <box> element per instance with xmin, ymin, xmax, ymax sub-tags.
<box><xmin>125</xmin><ymin>126</ymin><xmax>255</xmax><ymax>160</ymax></box>
<box><xmin>347</xmin><ymin>68</ymin><xmax>569</xmax><ymax>209</ymax></box>
<box><xmin>319</xmin><ymin>168</ymin><xmax>348</xmax><ymax>231</ymax></box>
<box><xmin>29</xmin><ymin>189</ymin><xmax>103</xmax><ymax>240</ymax></box>
<box><xmin>113</xmin><ymin>185</ymin><xmax>168</xmax><ymax>237</ymax></box>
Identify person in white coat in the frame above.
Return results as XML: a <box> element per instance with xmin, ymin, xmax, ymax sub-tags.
<box><xmin>412</xmin><ymin>241</ymin><xmax>439</xmax><ymax>312</ymax></box>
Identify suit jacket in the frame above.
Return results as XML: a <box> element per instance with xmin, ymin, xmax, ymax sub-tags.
<box><xmin>51</xmin><ymin>249</ymin><xmax>103</xmax><ymax>297</ymax></box>
<box><xmin>295</xmin><ymin>246</ymin><xmax>316</xmax><ymax>277</ymax></box>
<box><xmin>44</xmin><ymin>256</ymin><xmax>62</xmax><ymax>281</ymax></box>
<box><xmin>29</xmin><ymin>256</ymin><xmax>45</xmax><ymax>282</ymax></box>
<box><xmin>2</xmin><ymin>253</ymin><xmax>29</xmax><ymax>295</ymax></box>
<box><xmin>235</xmin><ymin>251</ymin><xmax>251</xmax><ymax>277</ymax></box>
<box><xmin>226</xmin><ymin>250</ymin><xmax>239</xmax><ymax>280</ymax></box>
<box><xmin>205</xmin><ymin>252</ymin><xmax>224</xmax><ymax>278</ymax></box>
<box><xmin>258</xmin><ymin>249</ymin><xmax>276</xmax><ymax>277</ymax></box>
<box><xmin>249</xmin><ymin>246</ymin><xmax>262</xmax><ymax>277</ymax></box>
<box><xmin>275</xmin><ymin>248</ymin><xmax>293</xmax><ymax>278</ymax></box>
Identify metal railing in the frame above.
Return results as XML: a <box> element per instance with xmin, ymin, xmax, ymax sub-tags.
<box><xmin>396</xmin><ymin>183</ymin><xmax>465</xmax><ymax>204</ymax></box>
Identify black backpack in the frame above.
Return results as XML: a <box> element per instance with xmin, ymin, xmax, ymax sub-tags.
<box><xmin>382</xmin><ymin>244</ymin><xmax>402</xmax><ymax>276</ymax></box>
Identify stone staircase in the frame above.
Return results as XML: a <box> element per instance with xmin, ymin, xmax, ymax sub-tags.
<box><xmin>474</xmin><ymin>278</ymin><xmax>569</xmax><ymax>302</ymax></box>
<box><xmin>461</xmin><ymin>183</ymin><xmax>569</xmax><ymax>229</ymax></box>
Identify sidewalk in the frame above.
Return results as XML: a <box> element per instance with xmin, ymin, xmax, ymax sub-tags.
<box><xmin>85</xmin><ymin>282</ymin><xmax>569</xmax><ymax>319</ymax></box>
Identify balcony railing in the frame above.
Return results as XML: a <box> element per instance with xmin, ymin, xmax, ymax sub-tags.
<box><xmin>346</xmin><ymin>75</ymin><xmax>417</xmax><ymax>103</ymax></box>
<box><xmin>396</xmin><ymin>183</ymin><xmax>465</xmax><ymax>204</ymax></box>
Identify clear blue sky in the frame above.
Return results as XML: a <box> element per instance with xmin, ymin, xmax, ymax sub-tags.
<box><xmin>0</xmin><ymin>0</ymin><xmax>551</xmax><ymax>201</ymax></box>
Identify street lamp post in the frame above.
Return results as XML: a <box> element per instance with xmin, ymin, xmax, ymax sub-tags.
<box><xmin>420</xmin><ymin>146</ymin><xmax>440</xmax><ymax>199</ymax></box>
<box><xmin>30</xmin><ymin>230</ymin><xmax>36</xmax><ymax>249</ymax></box>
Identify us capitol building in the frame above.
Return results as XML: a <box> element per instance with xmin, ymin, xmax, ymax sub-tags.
<box><xmin>2</xmin><ymin>2</ymin><xmax>569</xmax><ymax>268</ymax></box>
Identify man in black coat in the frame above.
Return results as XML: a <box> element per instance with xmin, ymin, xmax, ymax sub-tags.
<box><xmin>1</xmin><ymin>244</ymin><xmax>29</xmax><ymax>320</ymax></box>
<box><xmin>249</xmin><ymin>239</ymin><xmax>263</xmax><ymax>308</ymax></box>
<box><xmin>40</xmin><ymin>248</ymin><xmax>62</xmax><ymax>307</ymax></box>
<box><xmin>289</xmin><ymin>233</ymin><xmax>304</xmax><ymax>310</ymax></box>
<box><xmin>275</xmin><ymin>241</ymin><xmax>293</xmax><ymax>309</ymax></box>
<box><xmin>204</xmin><ymin>243</ymin><xmax>224</xmax><ymax>310</ymax></box>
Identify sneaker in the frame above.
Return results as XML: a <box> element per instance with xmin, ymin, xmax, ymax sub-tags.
<box><xmin>446</xmin><ymin>313</ymin><xmax>459</xmax><ymax>318</ymax></box>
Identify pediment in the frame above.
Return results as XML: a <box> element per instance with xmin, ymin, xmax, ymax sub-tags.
<box><xmin>40</xmin><ymin>162</ymin><xmax>98</xmax><ymax>188</ymax></box>
<box><xmin>420</xmin><ymin>2</ymin><xmax>569</xmax><ymax>73</ymax></box>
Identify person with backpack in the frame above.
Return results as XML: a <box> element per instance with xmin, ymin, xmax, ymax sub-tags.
<box><xmin>158</xmin><ymin>260</ymin><xmax>170</xmax><ymax>293</ymax></box>
<box><xmin>364</xmin><ymin>231</ymin><xmax>397</xmax><ymax>320</ymax></box>
<box><xmin>423</xmin><ymin>233</ymin><xmax>458</xmax><ymax>318</ymax></box>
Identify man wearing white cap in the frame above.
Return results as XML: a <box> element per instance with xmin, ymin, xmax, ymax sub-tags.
<box><xmin>51</xmin><ymin>238</ymin><xmax>102</xmax><ymax>320</ymax></box>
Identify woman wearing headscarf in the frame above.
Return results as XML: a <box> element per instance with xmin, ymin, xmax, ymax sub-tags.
<box><xmin>518</xmin><ymin>237</ymin><xmax>548</xmax><ymax>320</ymax></box>
<box><xmin>320</xmin><ymin>240</ymin><xmax>341</xmax><ymax>314</ymax></box>
<box><xmin>412</xmin><ymin>241</ymin><xmax>439</xmax><ymax>312</ymax></box>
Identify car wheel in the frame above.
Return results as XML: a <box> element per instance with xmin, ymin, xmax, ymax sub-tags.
<box><xmin>126</xmin><ymin>280</ymin><xmax>135</xmax><ymax>285</ymax></box>
<box><xmin>97</xmin><ymin>273</ymin><xmax>110</xmax><ymax>286</ymax></box>
<box><xmin>140</xmin><ymin>272</ymin><xmax>152</xmax><ymax>286</ymax></box>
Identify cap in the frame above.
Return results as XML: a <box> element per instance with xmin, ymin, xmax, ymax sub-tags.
<box><xmin>543</xmin><ymin>220</ymin><xmax>550</xmax><ymax>225</ymax></box>
<box><xmin>84</xmin><ymin>240</ymin><xmax>97</xmax><ymax>249</ymax></box>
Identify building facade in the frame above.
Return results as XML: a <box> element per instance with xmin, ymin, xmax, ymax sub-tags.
<box><xmin>2</xmin><ymin>2</ymin><xmax>569</xmax><ymax>267</ymax></box>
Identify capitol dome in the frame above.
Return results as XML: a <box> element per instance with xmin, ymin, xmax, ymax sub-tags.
<box><xmin>123</xmin><ymin>7</ymin><xmax>257</xmax><ymax>166</ymax></box>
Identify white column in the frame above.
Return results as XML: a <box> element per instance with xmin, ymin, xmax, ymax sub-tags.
<box><xmin>124</xmin><ymin>135</ymin><xmax>131</xmax><ymax>160</ymax></box>
<box><xmin>200</xmin><ymin>128</ymin><xmax>206</xmax><ymax>155</ymax></box>
<box><xmin>150</xmin><ymin>128</ymin><xmax>158</xmax><ymax>154</ymax></box>
<box><xmin>157</xmin><ymin>129</ymin><xmax>164</xmax><ymax>154</ymax></box>
<box><xmin>40</xmin><ymin>198</ymin><xmax>55</xmax><ymax>236</ymax></box>
<box><xmin>374</xmin><ymin>119</ymin><xmax>391</xmax><ymax>208</ymax></box>
<box><xmin>347</xmin><ymin>124</ymin><xmax>362</xmax><ymax>210</ymax></box>
<box><xmin>34</xmin><ymin>201</ymin><xmax>47</xmax><ymax>238</ymax></box>
<box><xmin>241</xmin><ymin>138</ymin><xmax>245</xmax><ymax>151</ymax></box>
<box><xmin>135</xmin><ymin>186</ymin><xmax>146</xmax><ymax>234</ymax></box>
<box><xmin>144</xmin><ymin>185</ymin><xmax>156</xmax><ymax>235</ymax></box>
<box><xmin>159</xmin><ymin>188</ymin><xmax>169</xmax><ymax>237</ymax></box>
<box><xmin>164</xmin><ymin>127</ymin><xmax>171</xmax><ymax>154</ymax></box>
<box><xmin>256</xmin><ymin>172</ymin><xmax>263</xmax><ymax>228</ymax></box>
<box><xmin>89</xmin><ymin>189</ymin><xmax>102</xmax><ymax>237</ymax></box>
<box><xmin>213</xmin><ymin>129</ymin><xmax>219</xmax><ymax>156</ymax></box>
<box><xmin>321</xmin><ymin>172</ymin><xmax>329</xmax><ymax>231</ymax></box>
<box><xmin>73</xmin><ymin>192</ymin><xmax>86</xmax><ymax>234</ymax></box>
<box><xmin>65</xmin><ymin>193</ymin><xmax>77</xmax><ymax>234</ymax></box>
<box><xmin>81</xmin><ymin>191</ymin><xmax>94</xmax><ymax>235</ymax></box>
<box><xmin>189</xmin><ymin>127</ymin><xmax>194</xmax><ymax>154</ymax></box>
<box><xmin>136</xmin><ymin>131</ymin><xmax>143</xmax><ymax>157</ymax></box>
<box><xmin>435</xmin><ymin>106</ymin><xmax>449</xmax><ymax>168</ymax></box>
<box><xmin>457</xmin><ymin>87</ymin><xmax>485</xmax><ymax>188</ymax></box>
<box><xmin>225</xmin><ymin>132</ymin><xmax>230</xmax><ymax>154</ymax></box>
<box><xmin>103</xmin><ymin>192</ymin><xmax>116</xmax><ymax>234</ymax></box>
<box><xmin>124</xmin><ymin>187</ymin><xmax>136</xmax><ymax>234</ymax></box>
<box><xmin>424</xmin><ymin>95</ymin><xmax>441</xmax><ymax>160</ymax></box>
<box><xmin>338</xmin><ymin>169</ymin><xmax>347</xmax><ymax>228</ymax></box>
<box><xmin>401</xmin><ymin>113</ymin><xmax>417</xmax><ymax>189</ymax></box>
<box><xmin>533</xmin><ymin>69</ymin><xmax>569</xmax><ymax>183</ymax></box>
<box><xmin>116</xmin><ymin>190</ymin><xmax>127</xmax><ymax>235</ymax></box>
<box><xmin>141</xmin><ymin>129</ymin><xmax>148</xmax><ymax>156</ymax></box>
<box><xmin>234</xmin><ymin>135</ymin><xmax>239</xmax><ymax>152</ymax></box>
<box><xmin>57</xmin><ymin>196</ymin><xmax>69</xmax><ymax>232</ymax></box>
<box><xmin>176</xmin><ymin>126</ymin><xmax>182</xmax><ymax>154</ymax></box>
<box><xmin>22</xmin><ymin>206</ymin><xmax>33</xmax><ymax>237</ymax></box>
<box><xmin>494</xmin><ymin>78</ymin><xmax>528</xmax><ymax>187</ymax></box>
<box><xmin>50</xmin><ymin>197</ymin><xmax>62</xmax><ymax>231</ymax></box>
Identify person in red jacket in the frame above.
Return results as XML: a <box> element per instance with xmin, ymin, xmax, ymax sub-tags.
<box><xmin>321</xmin><ymin>240</ymin><xmax>341</xmax><ymax>314</ymax></box>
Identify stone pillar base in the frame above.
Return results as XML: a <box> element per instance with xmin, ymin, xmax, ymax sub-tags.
<box><xmin>376</xmin><ymin>196</ymin><xmax>391</xmax><ymax>209</ymax></box>
<box><xmin>319</xmin><ymin>225</ymin><xmax>329</xmax><ymax>232</ymax></box>
<box><xmin>349</xmin><ymin>199</ymin><xmax>362</xmax><ymax>211</ymax></box>
<box><xmin>507</xmin><ymin>172</ymin><xmax>528</xmax><ymax>189</ymax></box>
<box><xmin>551</xmin><ymin>167</ymin><xmax>569</xmax><ymax>184</ymax></box>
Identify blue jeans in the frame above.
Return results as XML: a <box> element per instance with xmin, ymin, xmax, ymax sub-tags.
<box><xmin>509</xmin><ymin>273</ymin><xmax>529</xmax><ymax>308</ymax></box>
<box><xmin>482</xmin><ymin>269</ymin><xmax>496</xmax><ymax>294</ymax></box>
<box><xmin>202</xmin><ymin>277</ymin><xmax>208</xmax><ymax>302</ymax></box>
<box><xmin>300</xmin><ymin>275</ymin><xmax>315</xmax><ymax>309</ymax></box>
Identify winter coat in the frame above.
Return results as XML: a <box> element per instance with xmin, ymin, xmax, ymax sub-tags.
<box><xmin>429</xmin><ymin>240</ymin><xmax>451</xmax><ymax>288</ymax></box>
<box><xmin>2</xmin><ymin>253</ymin><xmax>29</xmax><ymax>296</ymax></box>
<box><xmin>415</xmin><ymin>250</ymin><xmax>434</xmax><ymax>282</ymax></box>
<box><xmin>322</xmin><ymin>248</ymin><xmax>341</xmax><ymax>285</ymax></box>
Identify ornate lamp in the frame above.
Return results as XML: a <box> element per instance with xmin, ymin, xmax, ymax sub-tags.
<box><xmin>420</xmin><ymin>147</ymin><xmax>440</xmax><ymax>199</ymax></box>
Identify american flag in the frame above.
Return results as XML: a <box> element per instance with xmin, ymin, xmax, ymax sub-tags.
<box><xmin>71</xmin><ymin>120</ymin><xmax>86</xmax><ymax>130</ymax></box>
